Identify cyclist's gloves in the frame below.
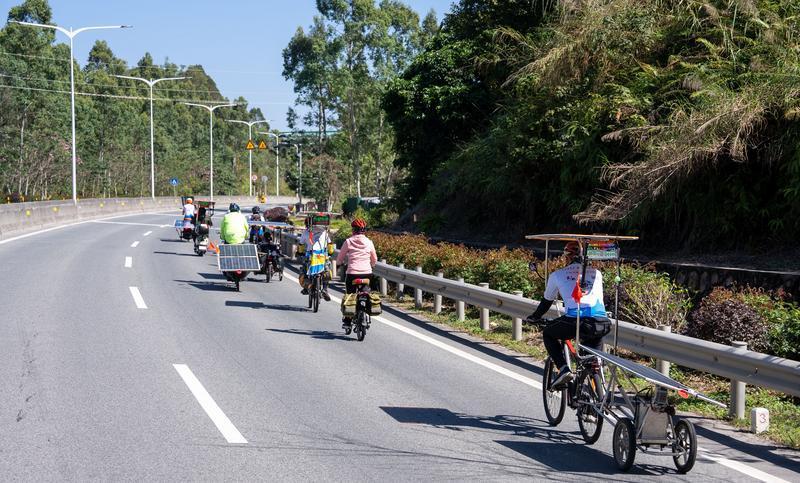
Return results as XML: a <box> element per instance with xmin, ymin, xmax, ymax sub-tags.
<box><xmin>528</xmin><ymin>298</ymin><xmax>554</xmax><ymax>322</ymax></box>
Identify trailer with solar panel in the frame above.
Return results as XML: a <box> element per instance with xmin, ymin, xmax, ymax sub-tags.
<box><xmin>217</xmin><ymin>243</ymin><xmax>260</xmax><ymax>291</ymax></box>
<box><xmin>247</xmin><ymin>220</ymin><xmax>292</xmax><ymax>282</ymax></box>
<box><xmin>525</xmin><ymin>234</ymin><xmax>725</xmax><ymax>473</ymax></box>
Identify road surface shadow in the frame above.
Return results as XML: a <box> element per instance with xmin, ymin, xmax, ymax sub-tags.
<box><xmin>265</xmin><ymin>328</ymin><xmax>352</xmax><ymax>341</ymax></box>
<box><xmin>496</xmin><ymin>441</ymin><xmax>672</xmax><ymax>476</ymax></box>
<box><xmin>199</xmin><ymin>272</ymin><xmax>226</xmax><ymax>280</ymax></box>
<box><xmin>159</xmin><ymin>238</ymin><xmax>187</xmax><ymax>243</ymax></box>
<box><xmin>173</xmin><ymin>279</ymin><xmax>233</xmax><ymax>292</ymax></box>
<box><xmin>380</xmin><ymin>406</ymin><xmax>672</xmax><ymax>476</ymax></box>
<box><xmin>690</xmin><ymin>418</ymin><xmax>800</xmax><ymax>471</ymax></box>
<box><xmin>225</xmin><ymin>301</ymin><xmax>309</xmax><ymax>312</ymax></box>
<box><xmin>153</xmin><ymin>251</ymin><xmax>197</xmax><ymax>257</ymax></box>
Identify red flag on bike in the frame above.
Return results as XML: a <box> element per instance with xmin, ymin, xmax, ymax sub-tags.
<box><xmin>571</xmin><ymin>277</ymin><xmax>583</xmax><ymax>304</ymax></box>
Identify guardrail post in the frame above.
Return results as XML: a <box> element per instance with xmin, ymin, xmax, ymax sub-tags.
<box><xmin>656</xmin><ymin>325</ymin><xmax>671</xmax><ymax>376</ymax></box>
<box><xmin>397</xmin><ymin>262</ymin><xmax>405</xmax><ymax>300</ymax></box>
<box><xmin>512</xmin><ymin>291</ymin><xmax>524</xmax><ymax>341</ymax></box>
<box><xmin>379</xmin><ymin>259</ymin><xmax>388</xmax><ymax>296</ymax></box>
<box><xmin>456</xmin><ymin>277</ymin><xmax>465</xmax><ymax>321</ymax></box>
<box><xmin>434</xmin><ymin>271</ymin><xmax>443</xmax><ymax>314</ymax></box>
<box><xmin>414</xmin><ymin>266</ymin><xmax>423</xmax><ymax>308</ymax></box>
<box><xmin>730</xmin><ymin>341</ymin><xmax>747</xmax><ymax>419</ymax></box>
<box><xmin>479</xmin><ymin>283</ymin><xmax>490</xmax><ymax>331</ymax></box>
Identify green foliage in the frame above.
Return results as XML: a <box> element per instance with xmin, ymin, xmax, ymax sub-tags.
<box><xmin>0</xmin><ymin>0</ymin><xmax>281</xmax><ymax>200</ymax></box>
<box><xmin>386</xmin><ymin>0</ymin><xmax>800</xmax><ymax>247</ymax></box>
<box><xmin>740</xmin><ymin>289</ymin><xmax>800</xmax><ymax>361</ymax></box>
<box><xmin>686</xmin><ymin>287</ymin><xmax>770</xmax><ymax>352</ymax></box>
<box><xmin>613</xmin><ymin>265</ymin><xmax>691</xmax><ymax>331</ymax></box>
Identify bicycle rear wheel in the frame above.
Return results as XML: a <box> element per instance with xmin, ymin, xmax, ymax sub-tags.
<box><xmin>542</xmin><ymin>358</ymin><xmax>566</xmax><ymax>426</ymax></box>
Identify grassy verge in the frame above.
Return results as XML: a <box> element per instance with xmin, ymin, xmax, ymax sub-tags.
<box><xmin>382</xmin><ymin>289</ymin><xmax>800</xmax><ymax>449</ymax></box>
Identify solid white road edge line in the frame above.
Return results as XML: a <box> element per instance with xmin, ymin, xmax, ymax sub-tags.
<box><xmin>91</xmin><ymin>220</ymin><xmax>167</xmax><ymax>228</ymax></box>
<box><xmin>124</xmin><ymin>256</ymin><xmax>133</xmax><ymax>268</ymax></box>
<box><xmin>172</xmin><ymin>364</ymin><xmax>248</xmax><ymax>444</ymax></box>
<box><xmin>0</xmin><ymin>211</ymin><xmax>175</xmax><ymax>246</ymax></box>
<box><xmin>697</xmin><ymin>449</ymin><xmax>790</xmax><ymax>483</ymax></box>
<box><xmin>143</xmin><ymin>230</ymin><xmax>152</xmax><ymax>236</ymax></box>
<box><xmin>285</xmin><ymin>271</ymin><xmax>790</xmax><ymax>483</ymax></box>
<box><xmin>129</xmin><ymin>287</ymin><xmax>147</xmax><ymax>309</ymax></box>
<box><xmin>130</xmin><ymin>241</ymin><xmax>140</xmax><ymax>248</ymax></box>
<box><xmin>284</xmin><ymin>273</ymin><xmax>542</xmax><ymax>389</ymax></box>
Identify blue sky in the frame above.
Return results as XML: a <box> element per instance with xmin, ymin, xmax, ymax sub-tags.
<box><xmin>1</xmin><ymin>0</ymin><xmax>457</xmax><ymax>130</ymax></box>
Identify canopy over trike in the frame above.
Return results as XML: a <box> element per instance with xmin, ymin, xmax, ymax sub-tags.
<box><xmin>526</xmin><ymin>233</ymin><xmax>725</xmax><ymax>473</ymax></box>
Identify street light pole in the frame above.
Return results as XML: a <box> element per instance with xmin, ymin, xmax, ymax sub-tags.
<box><xmin>226</xmin><ymin>119</ymin><xmax>270</xmax><ymax>197</ymax></box>
<box><xmin>256</xmin><ymin>131</ymin><xmax>281</xmax><ymax>196</ymax></box>
<box><xmin>114</xmin><ymin>75</ymin><xmax>186</xmax><ymax>199</ymax></box>
<box><xmin>11</xmin><ymin>21</ymin><xmax>131</xmax><ymax>204</ymax></box>
<box><xmin>183</xmin><ymin>102</ymin><xmax>237</xmax><ymax>201</ymax></box>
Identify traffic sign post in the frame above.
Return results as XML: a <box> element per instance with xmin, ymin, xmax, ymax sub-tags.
<box><xmin>261</xmin><ymin>175</ymin><xmax>268</xmax><ymax>198</ymax></box>
<box><xmin>245</xmin><ymin>140</ymin><xmax>256</xmax><ymax>150</ymax></box>
<box><xmin>169</xmin><ymin>178</ymin><xmax>179</xmax><ymax>197</ymax></box>
<box><xmin>258</xmin><ymin>140</ymin><xmax>267</xmax><ymax>150</ymax></box>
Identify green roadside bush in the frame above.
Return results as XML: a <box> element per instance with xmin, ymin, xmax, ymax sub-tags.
<box><xmin>613</xmin><ymin>265</ymin><xmax>691</xmax><ymax>331</ymax></box>
<box><xmin>365</xmin><ymin>232</ymin><xmax>799</xmax><ymax>360</ymax></box>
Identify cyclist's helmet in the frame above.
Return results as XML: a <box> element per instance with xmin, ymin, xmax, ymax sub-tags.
<box><xmin>351</xmin><ymin>218</ymin><xmax>367</xmax><ymax>233</ymax></box>
<box><xmin>186</xmin><ymin>198</ymin><xmax>193</xmax><ymax>204</ymax></box>
<box><xmin>564</xmin><ymin>241</ymin><xmax>581</xmax><ymax>259</ymax></box>
<box><xmin>229</xmin><ymin>203</ymin><xmax>240</xmax><ymax>212</ymax></box>
<box><xmin>251</xmin><ymin>206</ymin><xmax>261</xmax><ymax>214</ymax></box>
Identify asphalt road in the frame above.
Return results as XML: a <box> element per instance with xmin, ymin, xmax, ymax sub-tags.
<box><xmin>0</xmin><ymin>211</ymin><xmax>798</xmax><ymax>481</ymax></box>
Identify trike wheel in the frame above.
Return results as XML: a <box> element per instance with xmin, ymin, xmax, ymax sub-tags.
<box><xmin>576</xmin><ymin>372</ymin><xmax>604</xmax><ymax>444</ymax></box>
<box><xmin>613</xmin><ymin>417</ymin><xmax>637</xmax><ymax>471</ymax></box>
<box><xmin>542</xmin><ymin>358</ymin><xmax>566</xmax><ymax>426</ymax></box>
<box><xmin>672</xmin><ymin>419</ymin><xmax>697</xmax><ymax>474</ymax></box>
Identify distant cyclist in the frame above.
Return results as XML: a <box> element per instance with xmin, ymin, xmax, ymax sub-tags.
<box><xmin>298</xmin><ymin>215</ymin><xmax>333</xmax><ymax>300</ymax></box>
<box><xmin>527</xmin><ymin>241</ymin><xmax>611</xmax><ymax>388</ymax></box>
<box><xmin>249</xmin><ymin>206</ymin><xmax>264</xmax><ymax>243</ymax></box>
<box><xmin>182</xmin><ymin>197</ymin><xmax>196</xmax><ymax>221</ymax></box>
<box><xmin>220</xmin><ymin>203</ymin><xmax>249</xmax><ymax>244</ymax></box>
<box><xmin>336</xmin><ymin>218</ymin><xmax>377</xmax><ymax>329</ymax></box>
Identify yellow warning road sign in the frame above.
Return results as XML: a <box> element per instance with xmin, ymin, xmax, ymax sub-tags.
<box><xmin>258</xmin><ymin>140</ymin><xmax>268</xmax><ymax>150</ymax></box>
<box><xmin>245</xmin><ymin>140</ymin><xmax>256</xmax><ymax>150</ymax></box>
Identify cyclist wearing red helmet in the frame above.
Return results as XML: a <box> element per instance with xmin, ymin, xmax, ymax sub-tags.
<box><xmin>336</xmin><ymin>218</ymin><xmax>377</xmax><ymax>329</ymax></box>
<box><xmin>527</xmin><ymin>241</ymin><xmax>611</xmax><ymax>388</ymax></box>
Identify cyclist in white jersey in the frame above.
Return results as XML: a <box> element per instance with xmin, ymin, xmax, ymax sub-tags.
<box><xmin>527</xmin><ymin>241</ymin><xmax>611</xmax><ymax>388</ymax></box>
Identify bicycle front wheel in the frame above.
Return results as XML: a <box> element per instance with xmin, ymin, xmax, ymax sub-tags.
<box><xmin>542</xmin><ymin>358</ymin><xmax>566</xmax><ymax>426</ymax></box>
<box><xmin>576</xmin><ymin>370</ymin><xmax>604</xmax><ymax>444</ymax></box>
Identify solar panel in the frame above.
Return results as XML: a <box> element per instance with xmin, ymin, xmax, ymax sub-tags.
<box><xmin>580</xmin><ymin>345</ymin><xmax>725</xmax><ymax>407</ymax></box>
<box><xmin>217</xmin><ymin>243</ymin><xmax>260</xmax><ymax>271</ymax></box>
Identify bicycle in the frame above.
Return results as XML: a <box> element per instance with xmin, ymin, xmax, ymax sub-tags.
<box><xmin>537</xmin><ymin>319</ymin><xmax>606</xmax><ymax>444</ymax></box>
<box><xmin>344</xmin><ymin>277</ymin><xmax>372</xmax><ymax>341</ymax></box>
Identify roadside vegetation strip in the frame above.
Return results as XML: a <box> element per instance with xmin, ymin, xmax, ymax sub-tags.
<box><xmin>172</xmin><ymin>364</ymin><xmax>247</xmax><ymax>445</ymax></box>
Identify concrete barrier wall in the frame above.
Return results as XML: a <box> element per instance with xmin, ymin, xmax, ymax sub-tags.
<box><xmin>0</xmin><ymin>195</ymin><xmax>302</xmax><ymax>241</ymax></box>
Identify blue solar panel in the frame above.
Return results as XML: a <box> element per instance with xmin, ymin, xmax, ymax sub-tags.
<box><xmin>218</xmin><ymin>243</ymin><xmax>260</xmax><ymax>271</ymax></box>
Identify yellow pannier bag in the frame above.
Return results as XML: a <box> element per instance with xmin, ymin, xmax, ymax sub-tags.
<box><xmin>369</xmin><ymin>292</ymin><xmax>382</xmax><ymax>315</ymax></box>
<box><xmin>341</xmin><ymin>293</ymin><xmax>357</xmax><ymax>316</ymax></box>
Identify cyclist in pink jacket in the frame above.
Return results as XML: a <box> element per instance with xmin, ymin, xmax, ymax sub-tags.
<box><xmin>336</xmin><ymin>218</ymin><xmax>378</xmax><ymax>328</ymax></box>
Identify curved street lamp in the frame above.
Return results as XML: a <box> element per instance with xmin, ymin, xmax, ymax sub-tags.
<box><xmin>11</xmin><ymin>21</ymin><xmax>132</xmax><ymax>204</ymax></box>
<box><xmin>114</xmin><ymin>75</ymin><xmax>186</xmax><ymax>198</ymax></box>
<box><xmin>183</xmin><ymin>102</ymin><xmax>237</xmax><ymax>201</ymax></box>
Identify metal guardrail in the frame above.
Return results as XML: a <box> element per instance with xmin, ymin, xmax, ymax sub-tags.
<box><xmin>278</xmin><ymin>231</ymin><xmax>800</xmax><ymax>399</ymax></box>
